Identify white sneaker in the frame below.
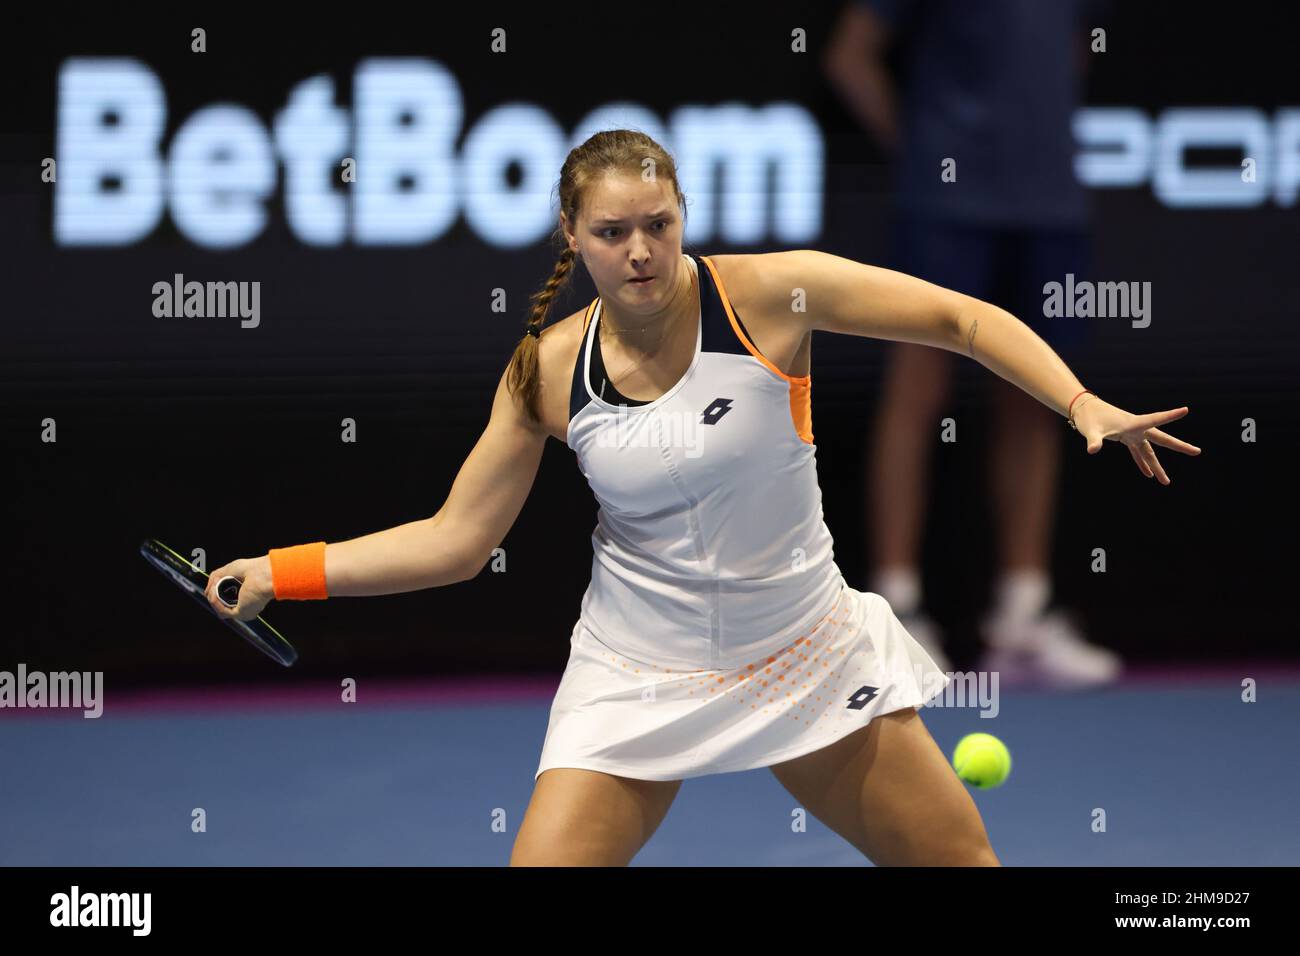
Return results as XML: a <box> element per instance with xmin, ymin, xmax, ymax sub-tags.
<box><xmin>895</xmin><ymin>611</ymin><xmax>952</xmax><ymax>674</ymax></box>
<box><xmin>978</xmin><ymin>608</ymin><xmax>1122</xmax><ymax>689</ymax></box>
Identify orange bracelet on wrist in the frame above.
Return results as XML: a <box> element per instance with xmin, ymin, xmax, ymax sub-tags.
<box><xmin>268</xmin><ymin>541</ymin><xmax>329</xmax><ymax>600</ymax></box>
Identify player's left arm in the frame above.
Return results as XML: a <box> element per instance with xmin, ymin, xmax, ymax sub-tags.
<box><xmin>756</xmin><ymin>249</ymin><xmax>1201</xmax><ymax>483</ymax></box>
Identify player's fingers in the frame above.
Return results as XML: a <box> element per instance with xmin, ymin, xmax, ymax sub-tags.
<box><xmin>1137</xmin><ymin>406</ymin><xmax>1189</xmax><ymax>429</ymax></box>
<box><xmin>1142</xmin><ymin>439</ymin><xmax>1170</xmax><ymax>484</ymax></box>
<box><xmin>207</xmin><ymin>560</ymin><xmax>248</xmax><ymax>602</ymax></box>
<box><xmin>206</xmin><ymin>567</ymin><xmax>238</xmax><ymax>613</ymax></box>
<box><xmin>1146</xmin><ymin>427</ymin><xmax>1201</xmax><ymax>456</ymax></box>
<box><xmin>1127</xmin><ymin>441</ymin><xmax>1153</xmax><ymax>478</ymax></box>
<box><xmin>206</xmin><ymin>562</ymin><xmax>231</xmax><ymax>589</ymax></box>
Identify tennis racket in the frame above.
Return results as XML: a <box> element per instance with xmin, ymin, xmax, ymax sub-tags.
<box><xmin>139</xmin><ymin>538</ymin><xmax>298</xmax><ymax>667</ymax></box>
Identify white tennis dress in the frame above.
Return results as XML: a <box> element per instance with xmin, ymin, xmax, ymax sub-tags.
<box><xmin>535</xmin><ymin>253</ymin><xmax>950</xmax><ymax>782</ymax></box>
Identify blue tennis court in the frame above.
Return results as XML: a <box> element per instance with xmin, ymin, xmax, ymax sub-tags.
<box><xmin>3</xmin><ymin>670</ymin><xmax>1295</xmax><ymax>866</ymax></box>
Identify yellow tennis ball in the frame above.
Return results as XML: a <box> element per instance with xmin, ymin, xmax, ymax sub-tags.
<box><xmin>952</xmin><ymin>733</ymin><xmax>1011</xmax><ymax>788</ymax></box>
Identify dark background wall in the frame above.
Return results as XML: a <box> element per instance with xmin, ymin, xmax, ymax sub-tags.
<box><xmin>1</xmin><ymin>2</ymin><xmax>1294</xmax><ymax>687</ymax></box>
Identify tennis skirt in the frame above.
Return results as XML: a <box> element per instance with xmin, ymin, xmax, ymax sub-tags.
<box><xmin>534</xmin><ymin>581</ymin><xmax>952</xmax><ymax>782</ymax></box>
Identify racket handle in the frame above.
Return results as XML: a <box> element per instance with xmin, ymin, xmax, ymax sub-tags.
<box><xmin>215</xmin><ymin>576</ymin><xmax>242</xmax><ymax>609</ymax></box>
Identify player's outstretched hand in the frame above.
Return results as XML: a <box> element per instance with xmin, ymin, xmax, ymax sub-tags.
<box><xmin>1072</xmin><ymin>399</ymin><xmax>1201</xmax><ymax>485</ymax></box>
<box><xmin>205</xmin><ymin>555</ymin><xmax>275</xmax><ymax>621</ymax></box>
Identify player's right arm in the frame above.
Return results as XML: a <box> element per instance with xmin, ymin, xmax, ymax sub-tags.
<box><xmin>206</xmin><ymin>363</ymin><xmax>550</xmax><ymax>619</ymax></box>
<box><xmin>323</xmin><ymin>365</ymin><xmax>548</xmax><ymax>595</ymax></box>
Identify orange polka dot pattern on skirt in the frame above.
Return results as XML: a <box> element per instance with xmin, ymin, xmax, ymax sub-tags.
<box><xmin>533</xmin><ymin>583</ymin><xmax>952</xmax><ymax>781</ymax></box>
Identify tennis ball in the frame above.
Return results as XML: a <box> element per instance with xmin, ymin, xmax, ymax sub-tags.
<box><xmin>952</xmin><ymin>733</ymin><xmax>1011</xmax><ymax>789</ymax></box>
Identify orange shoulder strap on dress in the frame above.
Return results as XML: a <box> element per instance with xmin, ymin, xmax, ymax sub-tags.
<box><xmin>268</xmin><ymin>541</ymin><xmax>329</xmax><ymax>600</ymax></box>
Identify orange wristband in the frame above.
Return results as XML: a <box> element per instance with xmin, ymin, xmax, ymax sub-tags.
<box><xmin>268</xmin><ymin>542</ymin><xmax>329</xmax><ymax>600</ymax></box>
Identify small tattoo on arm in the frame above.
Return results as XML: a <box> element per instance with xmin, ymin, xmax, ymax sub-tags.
<box><xmin>966</xmin><ymin>319</ymin><xmax>978</xmax><ymax>357</ymax></box>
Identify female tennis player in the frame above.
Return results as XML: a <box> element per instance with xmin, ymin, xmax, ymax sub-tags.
<box><xmin>204</xmin><ymin>129</ymin><xmax>1199</xmax><ymax>866</ymax></box>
